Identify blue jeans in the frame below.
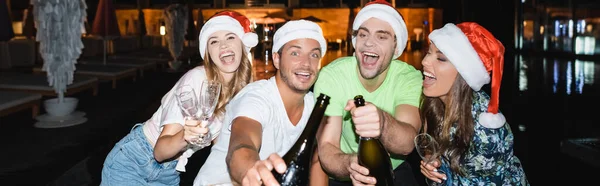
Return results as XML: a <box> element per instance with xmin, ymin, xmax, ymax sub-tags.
<box><xmin>101</xmin><ymin>124</ymin><xmax>180</xmax><ymax>186</ymax></box>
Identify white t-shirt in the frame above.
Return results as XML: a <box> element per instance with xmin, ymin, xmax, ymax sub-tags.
<box><xmin>194</xmin><ymin>77</ymin><xmax>315</xmax><ymax>186</ymax></box>
<box><xmin>142</xmin><ymin>66</ymin><xmax>223</xmax><ymax>172</ymax></box>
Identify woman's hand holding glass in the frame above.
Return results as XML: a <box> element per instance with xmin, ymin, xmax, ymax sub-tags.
<box><xmin>183</xmin><ymin>119</ymin><xmax>209</xmax><ymax>146</ymax></box>
<box><xmin>194</xmin><ymin>80</ymin><xmax>221</xmax><ymax>147</ymax></box>
<box><xmin>415</xmin><ymin>133</ymin><xmax>447</xmax><ymax>185</ymax></box>
<box><xmin>176</xmin><ymin>84</ymin><xmax>211</xmax><ymax>148</ymax></box>
<box><xmin>419</xmin><ymin>156</ymin><xmax>446</xmax><ymax>184</ymax></box>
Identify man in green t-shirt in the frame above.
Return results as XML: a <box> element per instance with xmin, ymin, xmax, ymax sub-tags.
<box><xmin>313</xmin><ymin>1</ymin><xmax>423</xmax><ymax>185</ymax></box>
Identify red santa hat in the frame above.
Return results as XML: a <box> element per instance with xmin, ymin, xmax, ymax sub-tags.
<box><xmin>352</xmin><ymin>0</ymin><xmax>408</xmax><ymax>59</ymax></box>
<box><xmin>428</xmin><ymin>22</ymin><xmax>506</xmax><ymax>129</ymax></box>
<box><xmin>198</xmin><ymin>10</ymin><xmax>258</xmax><ymax>60</ymax></box>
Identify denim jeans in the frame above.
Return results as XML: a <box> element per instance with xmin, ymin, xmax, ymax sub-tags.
<box><xmin>101</xmin><ymin>124</ymin><xmax>180</xmax><ymax>186</ymax></box>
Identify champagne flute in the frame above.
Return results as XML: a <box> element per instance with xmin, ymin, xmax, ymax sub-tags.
<box><xmin>196</xmin><ymin>80</ymin><xmax>221</xmax><ymax>147</ymax></box>
<box><xmin>414</xmin><ymin>133</ymin><xmax>446</xmax><ymax>186</ymax></box>
<box><xmin>175</xmin><ymin>84</ymin><xmax>205</xmax><ymax>146</ymax></box>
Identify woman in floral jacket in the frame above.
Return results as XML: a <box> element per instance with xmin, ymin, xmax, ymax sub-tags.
<box><xmin>418</xmin><ymin>22</ymin><xmax>529</xmax><ymax>185</ymax></box>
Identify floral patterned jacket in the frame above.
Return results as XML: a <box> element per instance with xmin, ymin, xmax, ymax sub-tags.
<box><xmin>441</xmin><ymin>91</ymin><xmax>529</xmax><ymax>186</ymax></box>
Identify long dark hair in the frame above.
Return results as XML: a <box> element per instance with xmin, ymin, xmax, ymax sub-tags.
<box><xmin>420</xmin><ymin>75</ymin><xmax>474</xmax><ymax>175</ymax></box>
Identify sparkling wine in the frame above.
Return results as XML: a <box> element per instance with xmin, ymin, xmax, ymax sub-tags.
<box><xmin>355</xmin><ymin>95</ymin><xmax>394</xmax><ymax>186</ymax></box>
<box><xmin>272</xmin><ymin>93</ymin><xmax>330</xmax><ymax>186</ymax></box>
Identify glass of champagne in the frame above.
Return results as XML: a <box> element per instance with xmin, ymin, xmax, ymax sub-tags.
<box><xmin>414</xmin><ymin>133</ymin><xmax>446</xmax><ymax>186</ymax></box>
<box><xmin>175</xmin><ymin>84</ymin><xmax>204</xmax><ymax>146</ymax></box>
<box><xmin>196</xmin><ymin>80</ymin><xmax>221</xmax><ymax>147</ymax></box>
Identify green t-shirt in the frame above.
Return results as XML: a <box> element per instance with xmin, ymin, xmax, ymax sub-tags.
<box><xmin>314</xmin><ymin>56</ymin><xmax>423</xmax><ymax>171</ymax></box>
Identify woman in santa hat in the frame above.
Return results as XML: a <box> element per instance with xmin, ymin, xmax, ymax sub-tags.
<box><xmin>418</xmin><ymin>22</ymin><xmax>529</xmax><ymax>185</ymax></box>
<box><xmin>100</xmin><ymin>10</ymin><xmax>258</xmax><ymax>185</ymax></box>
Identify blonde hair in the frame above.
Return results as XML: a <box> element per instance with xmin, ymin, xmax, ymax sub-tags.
<box><xmin>203</xmin><ymin>46</ymin><xmax>253</xmax><ymax>118</ymax></box>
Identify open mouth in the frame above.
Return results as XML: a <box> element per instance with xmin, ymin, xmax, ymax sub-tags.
<box><xmin>361</xmin><ymin>51</ymin><xmax>379</xmax><ymax>67</ymax></box>
<box><xmin>422</xmin><ymin>71</ymin><xmax>437</xmax><ymax>87</ymax></box>
<box><xmin>220</xmin><ymin>51</ymin><xmax>235</xmax><ymax>64</ymax></box>
<box><xmin>294</xmin><ymin>71</ymin><xmax>312</xmax><ymax>82</ymax></box>
<box><xmin>423</xmin><ymin>71</ymin><xmax>436</xmax><ymax>80</ymax></box>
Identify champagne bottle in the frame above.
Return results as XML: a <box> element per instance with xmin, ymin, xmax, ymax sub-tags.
<box><xmin>354</xmin><ymin>95</ymin><xmax>394</xmax><ymax>186</ymax></box>
<box><xmin>272</xmin><ymin>93</ymin><xmax>330</xmax><ymax>186</ymax></box>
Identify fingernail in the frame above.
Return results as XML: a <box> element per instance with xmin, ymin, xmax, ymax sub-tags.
<box><xmin>442</xmin><ymin>176</ymin><xmax>447</xmax><ymax>180</ymax></box>
<box><xmin>433</xmin><ymin>168</ymin><xmax>438</xmax><ymax>172</ymax></box>
<box><xmin>277</xmin><ymin>164</ymin><xmax>285</xmax><ymax>170</ymax></box>
<box><xmin>437</xmin><ymin>180</ymin><xmax>442</xmax><ymax>183</ymax></box>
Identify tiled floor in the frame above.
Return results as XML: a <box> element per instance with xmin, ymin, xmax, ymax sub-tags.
<box><xmin>0</xmin><ymin>50</ymin><xmax>598</xmax><ymax>185</ymax></box>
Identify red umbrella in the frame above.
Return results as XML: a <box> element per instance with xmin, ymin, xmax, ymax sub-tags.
<box><xmin>23</xmin><ymin>4</ymin><xmax>36</xmax><ymax>39</ymax></box>
<box><xmin>91</xmin><ymin>0</ymin><xmax>121</xmax><ymax>65</ymax></box>
<box><xmin>184</xmin><ymin>0</ymin><xmax>196</xmax><ymax>41</ymax></box>
<box><xmin>91</xmin><ymin>0</ymin><xmax>121</xmax><ymax>38</ymax></box>
<box><xmin>137</xmin><ymin>1</ymin><xmax>146</xmax><ymax>48</ymax></box>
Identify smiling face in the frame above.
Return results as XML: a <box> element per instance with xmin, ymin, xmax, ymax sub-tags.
<box><xmin>421</xmin><ymin>43</ymin><xmax>459</xmax><ymax>100</ymax></box>
<box><xmin>354</xmin><ymin>18</ymin><xmax>397</xmax><ymax>79</ymax></box>
<box><xmin>207</xmin><ymin>30</ymin><xmax>244</xmax><ymax>75</ymax></box>
<box><xmin>273</xmin><ymin>38</ymin><xmax>322</xmax><ymax>93</ymax></box>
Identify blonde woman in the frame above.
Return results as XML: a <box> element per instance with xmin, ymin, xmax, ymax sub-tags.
<box><xmin>100</xmin><ymin>10</ymin><xmax>257</xmax><ymax>185</ymax></box>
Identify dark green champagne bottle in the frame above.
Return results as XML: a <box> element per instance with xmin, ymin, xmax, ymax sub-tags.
<box><xmin>354</xmin><ymin>95</ymin><xmax>394</xmax><ymax>186</ymax></box>
<box><xmin>272</xmin><ymin>93</ymin><xmax>330</xmax><ymax>186</ymax></box>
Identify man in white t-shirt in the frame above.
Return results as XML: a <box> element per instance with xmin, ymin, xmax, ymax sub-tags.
<box><xmin>194</xmin><ymin>20</ymin><xmax>328</xmax><ymax>186</ymax></box>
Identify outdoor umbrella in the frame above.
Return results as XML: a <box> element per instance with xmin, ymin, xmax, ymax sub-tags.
<box><xmin>184</xmin><ymin>0</ymin><xmax>196</xmax><ymax>41</ymax></box>
<box><xmin>32</xmin><ymin>0</ymin><xmax>87</xmax><ymax>102</ymax></box>
<box><xmin>196</xmin><ymin>7</ymin><xmax>204</xmax><ymax>35</ymax></box>
<box><xmin>347</xmin><ymin>6</ymin><xmax>356</xmax><ymax>54</ymax></box>
<box><xmin>300</xmin><ymin>15</ymin><xmax>326</xmax><ymax>23</ymax></box>
<box><xmin>137</xmin><ymin>2</ymin><xmax>146</xmax><ymax>48</ymax></box>
<box><xmin>23</xmin><ymin>4</ymin><xmax>36</xmax><ymax>39</ymax></box>
<box><xmin>0</xmin><ymin>0</ymin><xmax>13</xmax><ymax>42</ymax></box>
<box><xmin>183</xmin><ymin>0</ymin><xmax>196</xmax><ymax>62</ymax></box>
<box><xmin>0</xmin><ymin>0</ymin><xmax>14</xmax><ymax>69</ymax></box>
<box><xmin>91</xmin><ymin>0</ymin><xmax>121</xmax><ymax>65</ymax></box>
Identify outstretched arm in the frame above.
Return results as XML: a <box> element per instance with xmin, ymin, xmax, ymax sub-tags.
<box><xmin>226</xmin><ymin>117</ymin><xmax>286</xmax><ymax>186</ymax></box>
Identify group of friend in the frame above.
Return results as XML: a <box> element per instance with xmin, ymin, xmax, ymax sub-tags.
<box><xmin>99</xmin><ymin>0</ymin><xmax>530</xmax><ymax>185</ymax></box>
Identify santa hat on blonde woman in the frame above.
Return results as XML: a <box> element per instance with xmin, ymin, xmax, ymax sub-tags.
<box><xmin>428</xmin><ymin>22</ymin><xmax>506</xmax><ymax>129</ymax></box>
<box><xmin>198</xmin><ymin>11</ymin><xmax>258</xmax><ymax>60</ymax></box>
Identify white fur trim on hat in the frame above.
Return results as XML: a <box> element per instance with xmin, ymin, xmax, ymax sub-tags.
<box><xmin>352</xmin><ymin>4</ymin><xmax>408</xmax><ymax>59</ymax></box>
<box><xmin>479</xmin><ymin>112</ymin><xmax>506</xmax><ymax>129</ymax></box>
<box><xmin>272</xmin><ymin>20</ymin><xmax>327</xmax><ymax>57</ymax></box>
<box><xmin>428</xmin><ymin>23</ymin><xmax>490</xmax><ymax>91</ymax></box>
<box><xmin>198</xmin><ymin>16</ymin><xmax>258</xmax><ymax>60</ymax></box>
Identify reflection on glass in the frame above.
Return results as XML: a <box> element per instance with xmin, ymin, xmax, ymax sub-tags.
<box><xmin>553</xmin><ymin>60</ymin><xmax>559</xmax><ymax>94</ymax></box>
<box><xmin>575</xmin><ymin>36</ymin><xmax>596</xmax><ymax>55</ymax></box>
<box><xmin>566</xmin><ymin>61</ymin><xmax>572</xmax><ymax>95</ymax></box>
<box><xmin>568</xmin><ymin>20</ymin><xmax>574</xmax><ymax>38</ymax></box>
<box><xmin>577</xmin><ymin>60</ymin><xmax>595</xmax><ymax>86</ymax></box>
<box><xmin>518</xmin><ymin>55</ymin><xmax>528</xmax><ymax>91</ymax></box>
<box><xmin>543</xmin><ymin>58</ymin><xmax>548</xmax><ymax>86</ymax></box>
<box><xmin>575</xmin><ymin>60</ymin><xmax>585</xmax><ymax>94</ymax></box>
